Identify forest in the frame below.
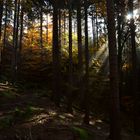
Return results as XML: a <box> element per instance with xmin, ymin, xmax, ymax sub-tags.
<box><xmin>0</xmin><ymin>0</ymin><xmax>140</xmax><ymax>139</ymax></box>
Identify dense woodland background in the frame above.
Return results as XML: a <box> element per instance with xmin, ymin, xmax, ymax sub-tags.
<box><xmin>0</xmin><ymin>0</ymin><xmax>140</xmax><ymax>140</ymax></box>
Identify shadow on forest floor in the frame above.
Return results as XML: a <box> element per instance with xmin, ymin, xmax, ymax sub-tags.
<box><xmin>0</xmin><ymin>83</ymin><xmax>140</xmax><ymax>140</ymax></box>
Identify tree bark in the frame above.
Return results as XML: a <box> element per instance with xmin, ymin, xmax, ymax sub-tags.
<box><xmin>63</xmin><ymin>10</ymin><xmax>66</xmax><ymax>46</ymax></box>
<box><xmin>58</xmin><ymin>9</ymin><xmax>61</xmax><ymax>48</ymax></box>
<box><xmin>128</xmin><ymin>0</ymin><xmax>140</xmax><ymax>135</ymax></box>
<box><xmin>0</xmin><ymin>0</ymin><xmax>3</xmax><ymax>40</ymax></box>
<box><xmin>52</xmin><ymin>3</ymin><xmax>61</xmax><ymax>106</ymax></box>
<box><xmin>91</xmin><ymin>9</ymin><xmax>95</xmax><ymax>47</ymax></box>
<box><xmin>3</xmin><ymin>0</ymin><xmax>8</xmax><ymax>48</ymax></box>
<box><xmin>77</xmin><ymin>0</ymin><xmax>83</xmax><ymax>76</ymax></box>
<box><xmin>46</xmin><ymin>14</ymin><xmax>49</xmax><ymax>44</ymax></box>
<box><xmin>12</xmin><ymin>0</ymin><xmax>20</xmax><ymax>83</ymax></box>
<box><xmin>106</xmin><ymin>0</ymin><xmax>121</xmax><ymax>139</ymax></box>
<box><xmin>67</xmin><ymin>4</ymin><xmax>73</xmax><ymax>113</ymax></box>
<box><xmin>0</xmin><ymin>0</ymin><xmax>3</xmax><ymax>76</ymax></box>
<box><xmin>95</xmin><ymin>5</ymin><xmax>98</xmax><ymax>48</ymax></box>
<box><xmin>19</xmin><ymin>6</ymin><xmax>24</xmax><ymax>53</ymax></box>
<box><xmin>40</xmin><ymin>6</ymin><xmax>43</xmax><ymax>48</ymax></box>
<box><xmin>83</xmin><ymin>0</ymin><xmax>90</xmax><ymax>124</ymax></box>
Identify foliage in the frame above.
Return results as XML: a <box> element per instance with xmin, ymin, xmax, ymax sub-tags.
<box><xmin>72</xmin><ymin>127</ymin><xmax>89</xmax><ymax>140</ymax></box>
<box><xmin>0</xmin><ymin>90</ymin><xmax>17</xmax><ymax>99</ymax></box>
<box><xmin>0</xmin><ymin>106</ymin><xmax>43</xmax><ymax>129</ymax></box>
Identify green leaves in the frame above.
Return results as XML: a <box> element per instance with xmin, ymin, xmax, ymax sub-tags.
<box><xmin>72</xmin><ymin>126</ymin><xmax>90</xmax><ymax>140</ymax></box>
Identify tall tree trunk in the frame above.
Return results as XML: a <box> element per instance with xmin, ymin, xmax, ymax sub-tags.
<box><xmin>95</xmin><ymin>5</ymin><xmax>98</xmax><ymax>48</ymax></box>
<box><xmin>83</xmin><ymin>0</ymin><xmax>89</xmax><ymax>124</ymax></box>
<box><xmin>128</xmin><ymin>0</ymin><xmax>140</xmax><ymax>135</ymax></box>
<box><xmin>0</xmin><ymin>0</ymin><xmax>3</xmax><ymax>40</ymax></box>
<box><xmin>12</xmin><ymin>0</ymin><xmax>20</xmax><ymax>83</ymax></box>
<box><xmin>58</xmin><ymin>9</ymin><xmax>61</xmax><ymax>48</ymax></box>
<box><xmin>52</xmin><ymin>3</ymin><xmax>61</xmax><ymax>106</ymax></box>
<box><xmin>17</xmin><ymin>4</ymin><xmax>24</xmax><ymax>78</ymax></box>
<box><xmin>91</xmin><ymin>10</ymin><xmax>95</xmax><ymax>47</ymax></box>
<box><xmin>63</xmin><ymin>10</ymin><xmax>66</xmax><ymax>46</ymax></box>
<box><xmin>77</xmin><ymin>0</ymin><xmax>84</xmax><ymax>111</ymax></box>
<box><xmin>77</xmin><ymin>0</ymin><xmax>83</xmax><ymax>76</ymax></box>
<box><xmin>106</xmin><ymin>0</ymin><xmax>121</xmax><ymax>139</ymax></box>
<box><xmin>46</xmin><ymin>2</ymin><xmax>49</xmax><ymax>44</ymax></box>
<box><xmin>0</xmin><ymin>0</ymin><xmax>3</xmax><ymax>76</ymax></box>
<box><xmin>13</xmin><ymin>0</ymin><xmax>17</xmax><ymax>47</ymax></box>
<box><xmin>15</xmin><ymin>0</ymin><xmax>20</xmax><ymax>63</ymax></box>
<box><xmin>46</xmin><ymin>14</ymin><xmax>49</xmax><ymax>44</ymax></box>
<box><xmin>117</xmin><ymin>13</ymin><xmax>123</xmax><ymax>105</ymax></box>
<box><xmin>40</xmin><ymin>6</ymin><xmax>43</xmax><ymax>48</ymax></box>
<box><xmin>19</xmin><ymin>6</ymin><xmax>24</xmax><ymax>53</ymax></box>
<box><xmin>2</xmin><ymin>0</ymin><xmax>8</xmax><ymax>76</ymax></box>
<box><xmin>3</xmin><ymin>0</ymin><xmax>8</xmax><ymax>48</ymax></box>
<box><xmin>67</xmin><ymin>4</ymin><xmax>73</xmax><ymax>113</ymax></box>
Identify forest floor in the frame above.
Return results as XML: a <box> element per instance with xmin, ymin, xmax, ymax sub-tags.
<box><xmin>0</xmin><ymin>82</ymin><xmax>140</xmax><ymax>140</ymax></box>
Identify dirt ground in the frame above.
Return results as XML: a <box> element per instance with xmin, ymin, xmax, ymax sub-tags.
<box><xmin>0</xmin><ymin>83</ymin><xmax>140</xmax><ymax>140</ymax></box>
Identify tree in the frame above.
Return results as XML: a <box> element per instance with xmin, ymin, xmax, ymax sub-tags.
<box><xmin>40</xmin><ymin>5</ymin><xmax>43</xmax><ymax>48</ymax></box>
<box><xmin>83</xmin><ymin>0</ymin><xmax>90</xmax><ymax>124</ymax></box>
<box><xmin>0</xmin><ymin>0</ymin><xmax>3</xmax><ymax>76</ymax></box>
<box><xmin>0</xmin><ymin>0</ymin><xmax>3</xmax><ymax>40</ymax></box>
<box><xmin>106</xmin><ymin>0</ymin><xmax>121</xmax><ymax>139</ymax></box>
<box><xmin>128</xmin><ymin>0</ymin><xmax>140</xmax><ymax>135</ymax></box>
<box><xmin>52</xmin><ymin>1</ymin><xmax>61</xmax><ymax>106</ymax></box>
<box><xmin>11</xmin><ymin>0</ymin><xmax>21</xmax><ymax>83</ymax></box>
<box><xmin>3</xmin><ymin>0</ymin><xmax>8</xmax><ymax>48</ymax></box>
<box><xmin>19</xmin><ymin>1</ymin><xmax>24</xmax><ymax>53</ymax></box>
<box><xmin>77</xmin><ymin>0</ymin><xmax>83</xmax><ymax>73</ymax></box>
<box><xmin>67</xmin><ymin>0</ymin><xmax>73</xmax><ymax>113</ymax></box>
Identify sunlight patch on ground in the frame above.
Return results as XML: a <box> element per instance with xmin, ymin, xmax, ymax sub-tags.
<box><xmin>63</xmin><ymin>113</ymin><xmax>74</xmax><ymax>118</ymax></box>
<box><xmin>49</xmin><ymin>110</ymin><xmax>57</xmax><ymax>116</ymax></box>
<box><xmin>96</xmin><ymin>119</ymin><xmax>103</xmax><ymax>123</ymax></box>
<box><xmin>31</xmin><ymin>113</ymin><xmax>49</xmax><ymax>124</ymax></box>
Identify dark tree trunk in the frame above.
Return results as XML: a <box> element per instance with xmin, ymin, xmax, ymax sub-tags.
<box><xmin>77</xmin><ymin>0</ymin><xmax>84</xmax><ymax>112</ymax></box>
<box><xmin>18</xmin><ymin>3</ymin><xmax>24</xmax><ymax>74</ymax></box>
<box><xmin>12</xmin><ymin>0</ymin><xmax>20</xmax><ymax>83</ymax></box>
<box><xmin>46</xmin><ymin>14</ymin><xmax>49</xmax><ymax>44</ymax></box>
<box><xmin>67</xmin><ymin>4</ymin><xmax>73</xmax><ymax>113</ymax></box>
<box><xmin>52</xmin><ymin>3</ymin><xmax>61</xmax><ymax>106</ymax></box>
<box><xmin>46</xmin><ymin>1</ymin><xmax>49</xmax><ymax>44</ymax></box>
<box><xmin>91</xmin><ymin>10</ymin><xmax>95</xmax><ymax>47</ymax></box>
<box><xmin>106</xmin><ymin>0</ymin><xmax>121</xmax><ymax>139</ymax></box>
<box><xmin>77</xmin><ymin>0</ymin><xmax>83</xmax><ymax>75</ymax></box>
<box><xmin>116</xmin><ymin>0</ymin><xmax>126</xmax><ymax>105</ymax></box>
<box><xmin>83</xmin><ymin>0</ymin><xmax>90</xmax><ymax>125</ymax></box>
<box><xmin>95</xmin><ymin>6</ymin><xmax>98</xmax><ymax>48</ymax></box>
<box><xmin>13</xmin><ymin>0</ymin><xmax>17</xmax><ymax>47</ymax></box>
<box><xmin>58</xmin><ymin>9</ymin><xmax>61</xmax><ymax>48</ymax></box>
<box><xmin>128</xmin><ymin>0</ymin><xmax>140</xmax><ymax>135</ymax></box>
<box><xmin>19</xmin><ymin>6</ymin><xmax>24</xmax><ymax>53</ymax></box>
<box><xmin>12</xmin><ymin>0</ymin><xmax>17</xmax><ymax>82</ymax></box>
<box><xmin>40</xmin><ymin>6</ymin><xmax>43</xmax><ymax>48</ymax></box>
<box><xmin>0</xmin><ymin>0</ymin><xmax>3</xmax><ymax>40</ymax></box>
<box><xmin>63</xmin><ymin>10</ymin><xmax>66</xmax><ymax>45</ymax></box>
<box><xmin>117</xmin><ymin>13</ymin><xmax>123</xmax><ymax>105</ymax></box>
<box><xmin>0</xmin><ymin>0</ymin><xmax>3</xmax><ymax>76</ymax></box>
<box><xmin>3</xmin><ymin>0</ymin><xmax>8</xmax><ymax>48</ymax></box>
<box><xmin>15</xmin><ymin>0</ymin><xmax>20</xmax><ymax>63</ymax></box>
<box><xmin>2</xmin><ymin>0</ymin><xmax>8</xmax><ymax>77</ymax></box>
